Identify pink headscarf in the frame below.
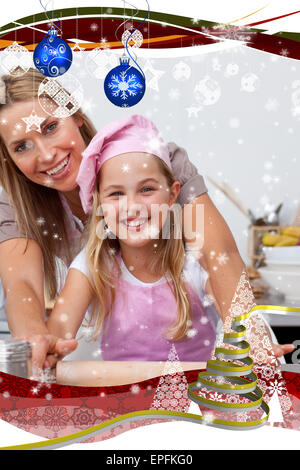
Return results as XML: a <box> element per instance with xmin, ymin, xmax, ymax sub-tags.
<box><xmin>77</xmin><ymin>114</ymin><xmax>171</xmax><ymax>214</ymax></box>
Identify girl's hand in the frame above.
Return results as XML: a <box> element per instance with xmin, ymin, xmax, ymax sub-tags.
<box><xmin>18</xmin><ymin>334</ymin><xmax>77</xmax><ymax>373</ymax></box>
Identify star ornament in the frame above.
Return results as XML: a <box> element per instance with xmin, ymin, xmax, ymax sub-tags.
<box><xmin>22</xmin><ymin>111</ymin><xmax>45</xmax><ymax>133</ymax></box>
<box><xmin>143</xmin><ymin>60</ymin><xmax>165</xmax><ymax>92</ymax></box>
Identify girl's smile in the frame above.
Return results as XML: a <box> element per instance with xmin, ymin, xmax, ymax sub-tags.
<box><xmin>121</xmin><ymin>216</ymin><xmax>150</xmax><ymax>232</ymax></box>
<box><xmin>99</xmin><ymin>152</ymin><xmax>180</xmax><ymax>248</ymax></box>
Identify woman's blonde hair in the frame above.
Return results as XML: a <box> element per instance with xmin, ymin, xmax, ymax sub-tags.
<box><xmin>0</xmin><ymin>68</ymin><xmax>97</xmax><ymax>300</ymax></box>
<box><xmin>86</xmin><ymin>157</ymin><xmax>192</xmax><ymax>341</ymax></box>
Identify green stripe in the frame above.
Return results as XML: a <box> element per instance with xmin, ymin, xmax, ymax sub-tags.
<box><xmin>0</xmin><ymin>7</ymin><xmax>270</xmax><ymax>37</ymax></box>
<box><xmin>274</xmin><ymin>31</ymin><xmax>300</xmax><ymax>42</ymax></box>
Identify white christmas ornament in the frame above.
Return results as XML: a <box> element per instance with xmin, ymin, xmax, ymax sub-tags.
<box><xmin>38</xmin><ymin>74</ymin><xmax>83</xmax><ymax>118</ymax></box>
<box><xmin>241</xmin><ymin>73</ymin><xmax>260</xmax><ymax>92</ymax></box>
<box><xmin>86</xmin><ymin>48</ymin><xmax>118</xmax><ymax>80</ymax></box>
<box><xmin>1</xmin><ymin>42</ymin><xmax>32</xmax><ymax>77</ymax></box>
<box><xmin>172</xmin><ymin>61</ymin><xmax>191</xmax><ymax>82</ymax></box>
<box><xmin>225</xmin><ymin>63</ymin><xmax>239</xmax><ymax>77</ymax></box>
<box><xmin>194</xmin><ymin>77</ymin><xmax>221</xmax><ymax>106</ymax></box>
<box><xmin>122</xmin><ymin>29</ymin><xmax>143</xmax><ymax>49</ymax></box>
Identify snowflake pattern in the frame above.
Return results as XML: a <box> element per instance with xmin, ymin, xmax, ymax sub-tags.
<box><xmin>150</xmin><ymin>344</ymin><xmax>190</xmax><ymax>412</ymax></box>
<box><xmin>264</xmin><ymin>98</ymin><xmax>279</xmax><ymax>112</ymax></box>
<box><xmin>218</xmin><ymin>26</ymin><xmax>252</xmax><ymax>43</ymax></box>
<box><xmin>267</xmin><ymin>379</ymin><xmax>286</xmax><ymax>397</ymax></box>
<box><xmin>216</xmin><ymin>252</ymin><xmax>229</xmax><ymax>266</ymax></box>
<box><xmin>108</xmin><ymin>71</ymin><xmax>143</xmax><ymax>100</ymax></box>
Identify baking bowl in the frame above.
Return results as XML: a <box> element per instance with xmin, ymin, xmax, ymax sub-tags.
<box><xmin>263</xmin><ymin>246</ymin><xmax>300</xmax><ymax>263</ymax></box>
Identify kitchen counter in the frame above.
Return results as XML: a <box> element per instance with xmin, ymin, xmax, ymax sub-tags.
<box><xmin>255</xmin><ymin>292</ymin><xmax>300</xmax><ymax>327</ymax></box>
<box><xmin>254</xmin><ymin>293</ymin><xmax>300</xmax><ymax>364</ymax></box>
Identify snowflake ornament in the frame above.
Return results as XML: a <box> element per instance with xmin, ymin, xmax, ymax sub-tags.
<box><xmin>146</xmin><ymin>133</ymin><xmax>165</xmax><ymax>154</ymax></box>
<box><xmin>168</xmin><ymin>88</ymin><xmax>180</xmax><ymax>100</ymax></box>
<box><xmin>186</xmin><ymin>328</ymin><xmax>198</xmax><ymax>338</ymax></box>
<box><xmin>219</xmin><ymin>25</ymin><xmax>252</xmax><ymax>43</ymax></box>
<box><xmin>109</xmin><ymin>71</ymin><xmax>142</xmax><ymax>100</ymax></box>
<box><xmin>104</xmin><ymin>57</ymin><xmax>146</xmax><ymax>108</ymax></box>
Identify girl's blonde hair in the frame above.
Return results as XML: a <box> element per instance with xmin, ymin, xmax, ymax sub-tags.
<box><xmin>86</xmin><ymin>157</ymin><xmax>192</xmax><ymax>341</ymax></box>
<box><xmin>0</xmin><ymin>68</ymin><xmax>97</xmax><ymax>300</ymax></box>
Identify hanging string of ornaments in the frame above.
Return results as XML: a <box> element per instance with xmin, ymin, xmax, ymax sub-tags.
<box><xmin>33</xmin><ymin>1</ymin><xmax>73</xmax><ymax>77</ymax></box>
<box><xmin>103</xmin><ymin>0</ymin><xmax>150</xmax><ymax>108</ymax></box>
<box><xmin>2</xmin><ymin>1</ymin><xmax>149</xmax><ymax>109</ymax></box>
<box><xmin>32</xmin><ymin>2</ymin><xmax>83</xmax><ymax>119</ymax></box>
<box><xmin>33</xmin><ymin>27</ymin><xmax>73</xmax><ymax>77</ymax></box>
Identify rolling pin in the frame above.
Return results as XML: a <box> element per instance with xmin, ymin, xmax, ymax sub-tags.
<box><xmin>56</xmin><ymin>361</ymin><xmax>206</xmax><ymax>387</ymax></box>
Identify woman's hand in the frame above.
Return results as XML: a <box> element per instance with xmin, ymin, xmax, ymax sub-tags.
<box><xmin>0</xmin><ymin>239</ymin><xmax>78</xmax><ymax>371</ymax></box>
<box><xmin>18</xmin><ymin>334</ymin><xmax>78</xmax><ymax>374</ymax></box>
<box><xmin>272</xmin><ymin>342</ymin><xmax>295</xmax><ymax>358</ymax></box>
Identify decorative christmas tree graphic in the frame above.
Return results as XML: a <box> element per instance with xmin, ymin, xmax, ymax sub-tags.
<box><xmin>150</xmin><ymin>310</ymin><xmax>271</xmax><ymax>430</ymax></box>
<box><xmin>150</xmin><ymin>344</ymin><xmax>190</xmax><ymax>413</ymax></box>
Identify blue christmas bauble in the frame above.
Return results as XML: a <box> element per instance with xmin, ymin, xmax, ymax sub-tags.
<box><xmin>104</xmin><ymin>56</ymin><xmax>146</xmax><ymax>108</ymax></box>
<box><xmin>33</xmin><ymin>29</ymin><xmax>73</xmax><ymax>77</ymax></box>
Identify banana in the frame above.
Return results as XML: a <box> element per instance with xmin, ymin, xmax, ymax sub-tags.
<box><xmin>275</xmin><ymin>235</ymin><xmax>298</xmax><ymax>246</ymax></box>
<box><xmin>262</xmin><ymin>233</ymin><xmax>281</xmax><ymax>246</ymax></box>
<box><xmin>282</xmin><ymin>226</ymin><xmax>300</xmax><ymax>238</ymax></box>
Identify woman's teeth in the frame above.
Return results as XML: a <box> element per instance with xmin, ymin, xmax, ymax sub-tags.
<box><xmin>46</xmin><ymin>156</ymin><xmax>69</xmax><ymax>176</ymax></box>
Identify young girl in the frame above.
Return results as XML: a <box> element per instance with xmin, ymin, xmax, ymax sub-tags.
<box><xmin>47</xmin><ymin>115</ymin><xmax>221</xmax><ymax>362</ymax></box>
